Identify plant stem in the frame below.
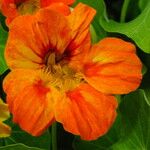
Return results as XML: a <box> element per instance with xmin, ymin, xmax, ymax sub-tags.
<box><xmin>120</xmin><ymin>0</ymin><xmax>130</xmax><ymax>23</ymax></box>
<box><xmin>52</xmin><ymin>122</ymin><xmax>57</xmax><ymax>150</ymax></box>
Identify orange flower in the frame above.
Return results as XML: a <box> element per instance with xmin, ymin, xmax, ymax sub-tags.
<box><xmin>0</xmin><ymin>0</ymin><xmax>75</xmax><ymax>25</ymax></box>
<box><xmin>3</xmin><ymin>3</ymin><xmax>142</xmax><ymax>140</ymax></box>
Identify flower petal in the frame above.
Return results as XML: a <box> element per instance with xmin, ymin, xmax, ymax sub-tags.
<box><xmin>3</xmin><ymin>69</ymin><xmax>57</xmax><ymax>136</ymax></box>
<box><xmin>40</xmin><ymin>0</ymin><xmax>75</xmax><ymax>7</ymax></box>
<box><xmin>48</xmin><ymin>3</ymin><xmax>71</xmax><ymax>16</ymax></box>
<box><xmin>54</xmin><ymin>83</ymin><xmax>117</xmax><ymax>140</ymax></box>
<box><xmin>0</xmin><ymin>99</ymin><xmax>10</xmax><ymax>122</ymax></box>
<box><xmin>1</xmin><ymin>0</ymin><xmax>19</xmax><ymax>25</ymax></box>
<box><xmin>0</xmin><ymin>122</ymin><xmax>11</xmax><ymax>138</ymax></box>
<box><xmin>65</xmin><ymin>3</ymin><xmax>96</xmax><ymax>71</ymax></box>
<box><xmin>0</xmin><ymin>99</ymin><xmax>11</xmax><ymax>137</ymax></box>
<box><xmin>5</xmin><ymin>8</ymin><xmax>71</xmax><ymax>69</ymax></box>
<box><xmin>83</xmin><ymin>38</ymin><xmax>142</xmax><ymax>94</ymax></box>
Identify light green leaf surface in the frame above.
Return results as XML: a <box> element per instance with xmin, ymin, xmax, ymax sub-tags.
<box><xmin>0</xmin><ymin>24</ymin><xmax>8</xmax><ymax>74</ymax></box>
<box><xmin>100</xmin><ymin>1</ymin><xmax>150</xmax><ymax>53</ymax></box>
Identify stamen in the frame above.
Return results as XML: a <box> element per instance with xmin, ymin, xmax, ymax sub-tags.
<box><xmin>43</xmin><ymin>51</ymin><xmax>84</xmax><ymax>91</ymax></box>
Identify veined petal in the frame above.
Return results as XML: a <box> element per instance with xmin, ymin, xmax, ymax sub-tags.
<box><xmin>65</xmin><ymin>3</ymin><xmax>96</xmax><ymax>71</ymax></box>
<box><xmin>3</xmin><ymin>69</ymin><xmax>58</xmax><ymax>136</ymax></box>
<box><xmin>67</xmin><ymin>3</ymin><xmax>96</xmax><ymax>39</ymax></box>
<box><xmin>54</xmin><ymin>83</ymin><xmax>117</xmax><ymax>140</ymax></box>
<box><xmin>84</xmin><ymin>38</ymin><xmax>142</xmax><ymax>94</ymax></box>
<box><xmin>40</xmin><ymin>0</ymin><xmax>75</xmax><ymax>7</ymax></box>
<box><xmin>5</xmin><ymin>8</ymin><xmax>71</xmax><ymax>69</ymax></box>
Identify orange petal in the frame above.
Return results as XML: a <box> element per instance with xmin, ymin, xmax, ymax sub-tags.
<box><xmin>48</xmin><ymin>3</ymin><xmax>71</xmax><ymax>16</ymax></box>
<box><xmin>55</xmin><ymin>83</ymin><xmax>117</xmax><ymax>140</ymax></box>
<box><xmin>84</xmin><ymin>38</ymin><xmax>142</xmax><ymax>94</ymax></box>
<box><xmin>67</xmin><ymin>32</ymin><xmax>91</xmax><ymax>71</ymax></box>
<box><xmin>1</xmin><ymin>0</ymin><xmax>18</xmax><ymax>20</ymax></box>
<box><xmin>65</xmin><ymin>3</ymin><xmax>96</xmax><ymax>71</ymax></box>
<box><xmin>5</xmin><ymin>8</ymin><xmax>71</xmax><ymax>69</ymax></box>
<box><xmin>3</xmin><ymin>69</ymin><xmax>57</xmax><ymax>136</ymax></box>
<box><xmin>40</xmin><ymin>0</ymin><xmax>75</xmax><ymax>7</ymax></box>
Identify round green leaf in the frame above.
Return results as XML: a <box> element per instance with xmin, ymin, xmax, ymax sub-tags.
<box><xmin>100</xmin><ymin>1</ymin><xmax>150</xmax><ymax>53</ymax></box>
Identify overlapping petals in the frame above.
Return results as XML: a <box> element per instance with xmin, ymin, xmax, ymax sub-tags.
<box><xmin>3</xmin><ymin>3</ymin><xmax>142</xmax><ymax>140</ymax></box>
<box><xmin>0</xmin><ymin>99</ymin><xmax>11</xmax><ymax>137</ymax></box>
<box><xmin>5</xmin><ymin>3</ymin><xmax>95</xmax><ymax>70</ymax></box>
<box><xmin>5</xmin><ymin>7</ymin><xmax>72</xmax><ymax>69</ymax></box>
<box><xmin>0</xmin><ymin>0</ymin><xmax>75</xmax><ymax>25</ymax></box>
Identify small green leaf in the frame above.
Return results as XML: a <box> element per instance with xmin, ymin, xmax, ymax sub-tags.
<box><xmin>0</xmin><ymin>24</ymin><xmax>8</xmax><ymax>74</ymax></box>
<box><xmin>0</xmin><ymin>143</ymin><xmax>44</xmax><ymax>150</ymax></box>
<box><xmin>100</xmin><ymin>1</ymin><xmax>150</xmax><ymax>53</ymax></box>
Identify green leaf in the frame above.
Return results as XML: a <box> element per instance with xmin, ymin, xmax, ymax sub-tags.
<box><xmin>100</xmin><ymin>1</ymin><xmax>150</xmax><ymax>53</ymax></box>
<box><xmin>110</xmin><ymin>90</ymin><xmax>150</xmax><ymax>150</ymax></box>
<box><xmin>0</xmin><ymin>24</ymin><xmax>8</xmax><ymax>74</ymax></box>
<box><xmin>0</xmin><ymin>144</ymin><xmax>44</xmax><ymax>150</ymax></box>
<box><xmin>142</xmin><ymin>89</ymin><xmax>150</xmax><ymax>106</ymax></box>
<box><xmin>2</xmin><ymin>123</ymin><xmax>51</xmax><ymax>150</ymax></box>
<box><xmin>138</xmin><ymin>0</ymin><xmax>149</xmax><ymax>10</ymax></box>
<box><xmin>140</xmin><ymin>71</ymin><xmax>150</xmax><ymax>106</ymax></box>
<box><xmin>74</xmin><ymin>0</ymin><xmax>107</xmax><ymax>42</ymax></box>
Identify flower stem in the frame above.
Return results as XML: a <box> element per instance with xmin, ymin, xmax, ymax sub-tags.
<box><xmin>120</xmin><ymin>0</ymin><xmax>130</xmax><ymax>23</ymax></box>
<box><xmin>52</xmin><ymin>122</ymin><xmax>57</xmax><ymax>150</ymax></box>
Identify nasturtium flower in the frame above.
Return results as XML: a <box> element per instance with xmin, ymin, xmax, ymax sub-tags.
<box><xmin>0</xmin><ymin>99</ymin><xmax>11</xmax><ymax>138</ymax></box>
<box><xmin>0</xmin><ymin>0</ymin><xmax>75</xmax><ymax>25</ymax></box>
<box><xmin>3</xmin><ymin>3</ymin><xmax>142</xmax><ymax>140</ymax></box>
